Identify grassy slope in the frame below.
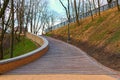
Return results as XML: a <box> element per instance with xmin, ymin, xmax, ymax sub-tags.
<box><xmin>47</xmin><ymin>7</ymin><xmax>120</xmax><ymax>71</ymax></box>
<box><xmin>4</xmin><ymin>37</ymin><xmax>38</xmax><ymax>59</ymax></box>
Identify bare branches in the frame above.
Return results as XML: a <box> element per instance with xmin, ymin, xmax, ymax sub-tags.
<box><xmin>59</xmin><ymin>0</ymin><xmax>70</xmax><ymax>19</ymax></box>
<box><xmin>59</xmin><ymin>0</ymin><xmax>71</xmax><ymax>42</ymax></box>
<box><xmin>74</xmin><ymin>0</ymin><xmax>80</xmax><ymax>25</ymax></box>
<box><xmin>0</xmin><ymin>0</ymin><xmax>9</xmax><ymax>18</ymax></box>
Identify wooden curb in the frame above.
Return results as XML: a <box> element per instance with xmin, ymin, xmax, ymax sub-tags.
<box><xmin>0</xmin><ymin>33</ymin><xmax>49</xmax><ymax>74</ymax></box>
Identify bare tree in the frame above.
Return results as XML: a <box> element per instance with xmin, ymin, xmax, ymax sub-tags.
<box><xmin>0</xmin><ymin>15</ymin><xmax>4</xmax><ymax>59</ymax></box>
<box><xmin>0</xmin><ymin>0</ymin><xmax>9</xmax><ymax>18</ymax></box>
<box><xmin>24</xmin><ymin>4</ymin><xmax>31</xmax><ymax>34</ymax></box>
<box><xmin>98</xmin><ymin>0</ymin><xmax>101</xmax><ymax>16</ymax></box>
<box><xmin>10</xmin><ymin>0</ymin><xmax>14</xmax><ymax>58</ymax></box>
<box><xmin>59</xmin><ymin>0</ymin><xmax>71</xmax><ymax>42</ymax></box>
<box><xmin>107</xmin><ymin>0</ymin><xmax>113</xmax><ymax>8</ymax></box>
<box><xmin>70</xmin><ymin>0</ymin><xmax>75</xmax><ymax>21</ymax></box>
<box><xmin>0</xmin><ymin>12</ymin><xmax>11</xmax><ymax>59</ymax></box>
<box><xmin>0</xmin><ymin>0</ymin><xmax>12</xmax><ymax>59</ymax></box>
<box><xmin>0</xmin><ymin>0</ymin><xmax>53</xmax><ymax>59</ymax></box>
<box><xmin>74</xmin><ymin>0</ymin><xmax>80</xmax><ymax>26</ymax></box>
<box><xmin>82</xmin><ymin>0</ymin><xmax>85</xmax><ymax>18</ymax></box>
<box><xmin>88</xmin><ymin>0</ymin><xmax>94</xmax><ymax>20</ymax></box>
<box><xmin>93</xmin><ymin>0</ymin><xmax>97</xmax><ymax>15</ymax></box>
<box><xmin>28</xmin><ymin>0</ymin><xmax>51</xmax><ymax>35</ymax></box>
<box><xmin>116</xmin><ymin>0</ymin><xmax>120</xmax><ymax>11</ymax></box>
<box><xmin>15</xmin><ymin>0</ymin><xmax>25</xmax><ymax>41</ymax></box>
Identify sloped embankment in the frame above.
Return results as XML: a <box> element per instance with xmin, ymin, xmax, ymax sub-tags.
<box><xmin>47</xmin><ymin>7</ymin><xmax>120</xmax><ymax>71</ymax></box>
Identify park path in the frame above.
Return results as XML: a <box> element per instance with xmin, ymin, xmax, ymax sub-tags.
<box><xmin>3</xmin><ymin>37</ymin><xmax>120</xmax><ymax>79</ymax></box>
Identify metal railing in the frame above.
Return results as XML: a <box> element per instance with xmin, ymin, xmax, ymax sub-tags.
<box><xmin>45</xmin><ymin>1</ymin><xmax>117</xmax><ymax>33</ymax></box>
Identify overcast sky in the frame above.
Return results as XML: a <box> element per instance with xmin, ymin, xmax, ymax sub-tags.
<box><xmin>49</xmin><ymin>0</ymin><xmax>68</xmax><ymax>16</ymax></box>
<box><xmin>49</xmin><ymin>0</ymin><xmax>63</xmax><ymax>14</ymax></box>
<box><xmin>48</xmin><ymin>0</ymin><xmax>108</xmax><ymax>16</ymax></box>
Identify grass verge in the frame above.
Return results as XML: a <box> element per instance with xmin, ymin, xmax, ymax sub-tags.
<box><xmin>4</xmin><ymin>37</ymin><xmax>38</xmax><ymax>59</ymax></box>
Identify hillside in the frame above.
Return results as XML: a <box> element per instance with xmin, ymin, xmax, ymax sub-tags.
<box><xmin>47</xmin><ymin>7</ymin><xmax>120</xmax><ymax>71</ymax></box>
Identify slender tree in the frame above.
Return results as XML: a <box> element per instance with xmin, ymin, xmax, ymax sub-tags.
<box><xmin>107</xmin><ymin>0</ymin><xmax>113</xmax><ymax>8</ymax></box>
<box><xmin>70</xmin><ymin>0</ymin><xmax>75</xmax><ymax>21</ymax></box>
<box><xmin>59</xmin><ymin>0</ymin><xmax>71</xmax><ymax>42</ymax></box>
<box><xmin>98</xmin><ymin>0</ymin><xmax>101</xmax><ymax>16</ymax></box>
<box><xmin>0</xmin><ymin>15</ymin><xmax>4</xmax><ymax>59</ymax></box>
<box><xmin>0</xmin><ymin>0</ymin><xmax>11</xmax><ymax>59</ymax></box>
<box><xmin>10</xmin><ymin>0</ymin><xmax>14</xmax><ymax>58</ymax></box>
<box><xmin>74</xmin><ymin>0</ymin><xmax>80</xmax><ymax>26</ymax></box>
<box><xmin>82</xmin><ymin>0</ymin><xmax>85</xmax><ymax>18</ymax></box>
<box><xmin>88</xmin><ymin>0</ymin><xmax>94</xmax><ymax>20</ymax></box>
<box><xmin>116</xmin><ymin>0</ymin><xmax>120</xmax><ymax>11</ymax></box>
<box><xmin>93</xmin><ymin>0</ymin><xmax>97</xmax><ymax>15</ymax></box>
<box><xmin>0</xmin><ymin>0</ymin><xmax>9</xmax><ymax>18</ymax></box>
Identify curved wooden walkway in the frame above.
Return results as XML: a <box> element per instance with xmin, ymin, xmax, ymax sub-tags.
<box><xmin>3</xmin><ymin>37</ymin><xmax>120</xmax><ymax>79</ymax></box>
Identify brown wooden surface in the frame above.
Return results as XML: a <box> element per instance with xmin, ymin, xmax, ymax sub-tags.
<box><xmin>5</xmin><ymin>37</ymin><xmax>120</xmax><ymax>79</ymax></box>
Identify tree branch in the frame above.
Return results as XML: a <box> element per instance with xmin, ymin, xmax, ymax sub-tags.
<box><xmin>0</xmin><ymin>0</ymin><xmax>9</xmax><ymax>18</ymax></box>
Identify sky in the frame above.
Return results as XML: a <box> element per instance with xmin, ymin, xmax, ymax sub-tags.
<box><xmin>48</xmin><ymin>0</ymin><xmax>68</xmax><ymax>24</ymax></box>
<box><xmin>48</xmin><ymin>0</ymin><xmax>108</xmax><ymax>17</ymax></box>
<box><xmin>49</xmin><ymin>0</ymin><xmax>64</xmax><ymax>14</ymax></box>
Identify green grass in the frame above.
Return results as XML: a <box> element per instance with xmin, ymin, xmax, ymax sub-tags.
<box><xmin>46</xmin><ymin>33</ymin><xmax>53</xmax><ymax>36</ymax></box>
<box><xmin>107</xmin><ymin>30</ymin><xmax>120</xmax><ymax>43</ymax></box>
<box><xmin>96</xmin><ymin>17</ymin><xmax>105</xmax><ymax>24</ymax></box>
<box><xmin>82</xmin><ymin>22</ymin><xmax>93</xmax><ymax>32</ymax></box>
<box><xmin>4</xmin><ymin>38</ymin><xmax>38</xmax><ymax>59</ymax></box>
<box><xmin>90</xmin><ymin>31</ymin><xmax>107</xmax><ymax>42</ymax></box>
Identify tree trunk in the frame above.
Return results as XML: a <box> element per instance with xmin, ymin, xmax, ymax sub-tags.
<box><xmin>93</xmin><ymin>0</ymin><xmax>97</xmax><ymax>16</ymax></box>
<box><xmin>116</xmin><ymin>0</ymin><xmax>120</xmax><ymax>11</ymax></box>
<box><xmin>10</xmin><ymin>0</ymin><xmax>14</xmax><ymax>58</ymax></box>
<box><xmin>74</xmin><ymin>0</ymin><xmax>80</xmax><ymax>26</ymax></box>
<box><xmin>82</xmin><ymin>0</ymin><xmax>85</xmax><ymax>18</ymax></box>
<box><xmin>59</xmin><ymin>0</ymin><xmax>71</xmax><ymax>42</ymax></box>
<box><xmin>0</xmin><ymin>0</ymin><xmax>9</xmax><ymax>18</ymax></box>
<box><xmin>88</xmin><ymin>0</ymin><xmax>94</xmax><ymax>21</ymax></box>
<box><xmin>30</xmin><ymin>8</ymin><xmax>33</xmax><ymax>33</ymax></box>
<box><xmin>107</xmin><ymin>0</ymin><xmax>113</xmax><ymax>8</ymax></box>
<box><xmin>98</xmin><ymin>0</ymin><xmax>101</xmax><ymax>16</ymax></box>
<box><xmin>70</xmin><ymin>0</ymin><xmax>75</xmax><ymax>22</ymax></box>
<box><xmin>0</xmin><ymin>15</ymin><xmax>5</xmax><ymax>59</ymax></box>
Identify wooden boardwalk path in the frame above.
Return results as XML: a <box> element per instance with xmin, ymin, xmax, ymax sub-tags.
<box><xmin>3</xmin><ymin>37</ymin><xmax>119</xmax><ymax>79</ymax></box>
